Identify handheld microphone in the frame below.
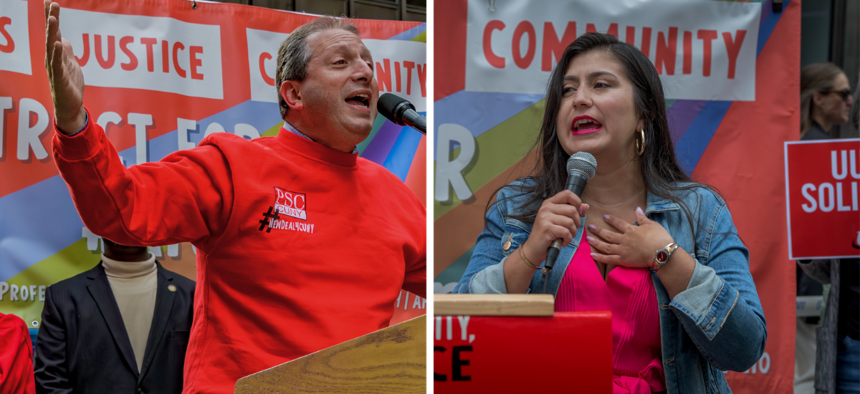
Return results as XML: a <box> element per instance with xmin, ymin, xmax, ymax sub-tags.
<box><xmin>542</xmin><ymin>152</ymin><xmax>597</xmax><ymax>293</ymax></box>
<box><xmin>377</xmin><ymin>93</ymin><xmax>426</xmax><ymax>134</ymax></box>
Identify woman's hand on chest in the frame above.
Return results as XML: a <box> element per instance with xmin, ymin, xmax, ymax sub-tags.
<box><xmin>585</xmin><ymin>206</ymin><xmax>675</xmax><ymax>269</ymax></box>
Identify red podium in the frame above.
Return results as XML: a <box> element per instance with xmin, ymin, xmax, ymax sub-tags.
<box><xmin>434</xmin><ymin>294</ymin><xmax>612</xmax><ymax>393</ymax></box>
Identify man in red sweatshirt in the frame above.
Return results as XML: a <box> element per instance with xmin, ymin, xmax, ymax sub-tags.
<box><xmin>44</xmin><ymin>2</ymin><xmax>426</xmax><ymax>393</ymax></box>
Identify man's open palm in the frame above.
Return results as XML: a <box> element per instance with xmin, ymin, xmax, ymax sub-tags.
<box><xmin>44</xmin><ymin>0</ymin><xmax>85</xmax><ymax>134</ymax></box>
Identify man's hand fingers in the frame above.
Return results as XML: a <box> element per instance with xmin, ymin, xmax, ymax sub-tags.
<box><xmin>45</xmin><ymin>14</ymin><xmax>55</xmax><ymax>62</ymax></box>
<box><xmin>51</xmin><ymin>41</ymin><xmax>64</xmax><ymax>80</ymax></box>
<box><xmin>43</xmin><ymin>0</ymin><xmax>52</xmax><ymax>24</ymax></box>
<box><xmin>48</xmin><ymin>3</ymin><xmax>61</xmax><ymax>49</ymax></box>
<box><xmin>44</xmin><ymin>1</ymin><xmax>53</xmax><ymax>70</ymax></box>
<box><xmin>49</xmin><ymin>15</ymin><xmax>61</xmax><ymax>46</ymax></box>
<box><xmin>46</xmin><ymin>15</ymin><xmax>61</xmax><ymax>70</ymax></box>
<box><xmin>50</xmin><ymin>2</ymin><xmax>60</xmax><ymax>21</ymax></box>
<box><xmin>62</xmin><ymin>38</ymin><xmax>76</xmax><ymax>63</ymax></box>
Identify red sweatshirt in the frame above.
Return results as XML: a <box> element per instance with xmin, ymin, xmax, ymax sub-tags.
<box><xmin>52</xmin><ymin>113</ymin><xmax>426</xmax><ymax>393</ymax></box>
<box><xmin>0</xmin><ymin>313</ymin><xmax>35</xmax><ymax>394</ymax></box>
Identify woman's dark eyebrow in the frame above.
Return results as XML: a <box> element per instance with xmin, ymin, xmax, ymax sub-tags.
<box><xmin>563</xmin><ymin>71</ymin><xmax>618</xmax><ymax>82</ymax></box>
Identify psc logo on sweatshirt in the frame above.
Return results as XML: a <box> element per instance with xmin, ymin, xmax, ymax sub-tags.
<box><xmin>273</xmin><ymin>187</ymin><xmax>306</xmax><ymax>220</ymax></box>
<box><xmin>257</xmin><ymin>187</ymin><xmax>315</xmax><ymax>234</ymax></box>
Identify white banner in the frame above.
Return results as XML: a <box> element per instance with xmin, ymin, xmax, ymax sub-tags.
<box><xmin>246</xmin><ymin>28</ymin><xmax>287</xmax><ymax>104</ymax></box>
<box><xmin>60</xmin><ymin>9</ymin><xmax>224</xmax><ymax>99</ymax></box>
<box><xmin>0</xmin><ymin>0</ymin><xmax>31</xmax><ymax>76</ymax></box>
<box><xmin>466</xmin><ymin>0</ymin><xmax>760</xmax><ymax>101</ymax></box>
<box><xmin>247</xmin><ymin>28</ymin><xmax>427</xmax><ymax>111</ymax></box>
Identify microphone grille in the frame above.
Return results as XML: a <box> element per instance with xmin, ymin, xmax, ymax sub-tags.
<box><xmin>567</xmin><ymin>152</ymin><xmax>597</xmax><ymax>179</ymax></box>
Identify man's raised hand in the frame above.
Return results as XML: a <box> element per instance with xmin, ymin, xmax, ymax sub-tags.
<box><xmin>44</xmin><ymin>0</ymin><xmax>85</xmax><ymax>134</ymax></box>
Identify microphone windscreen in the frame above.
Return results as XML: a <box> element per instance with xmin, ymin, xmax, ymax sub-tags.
<box><xmin>567</xmin><ymin>152</ymin><xmax>597</xmax><ymax>179</ymax></box>
<box><xmin>377</xmin><ymin>93</ymin><xmax>412</xmax><ymax>124</ymax></box>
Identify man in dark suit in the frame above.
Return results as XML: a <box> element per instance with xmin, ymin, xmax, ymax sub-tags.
<box><xmin>34</xmin><ymin>238</ymin><xmax>195</xmax><ymax>394</ymax></box>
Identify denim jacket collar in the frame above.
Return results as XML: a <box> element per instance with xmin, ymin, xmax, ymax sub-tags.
<box><xmin>645</xmin><ymin>191</ymin><xmax>681</xmax><ymax>214</ymax></box>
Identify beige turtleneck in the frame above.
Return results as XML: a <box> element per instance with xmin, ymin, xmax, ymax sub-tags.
<box><xmin>101</xmin><ymin>253</ymin><xmax>157</xmax><ymax>373</ymax></box>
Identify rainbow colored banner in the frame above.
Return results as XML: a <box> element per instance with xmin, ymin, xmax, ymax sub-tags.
<box><xmin>0</xmin><ymin>0</ymin><xmax>427</xmax><ymax>332</ymax></box>
<box><xmin>433</xmin><ymin>0</ymin><xmax>798</xmax><ymax>392</ymax></box>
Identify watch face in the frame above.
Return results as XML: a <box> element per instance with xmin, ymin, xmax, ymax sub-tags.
<box><xmin>656</xmin><ymin>250</ymin><xmax>669</xmax><ymax>263</ymax></box>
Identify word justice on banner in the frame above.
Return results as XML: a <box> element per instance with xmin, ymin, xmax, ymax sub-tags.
<box><xmin>59</xmin><ymin>8</ymin><xmax>224</xmax><ymax>99</ymax></box>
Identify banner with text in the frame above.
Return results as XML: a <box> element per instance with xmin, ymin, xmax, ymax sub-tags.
<box><xmin>466</xmin><ymin>0</ymin><xmax>759</xmax><ymax>101</ymax></box>
<box><xmin>785</xmin><ymin>139</ymin><xmax>860</xmax><ymax>260</ymax></box>
<box><xmin>434</xmin><ymin>312</ymin><xmax>612</xmax><ymax>391</ymax></box>
<box><xmin>434</xmin><ymin>0</ymin><xmax>798</xmax><ymax>392</ymax></box>
<box><xmin>0</xmin><ymin>0</ymin><xmax>427</xmax><ymax>332</ymax></box>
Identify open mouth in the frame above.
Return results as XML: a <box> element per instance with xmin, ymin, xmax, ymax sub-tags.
<box><xmin>572</xmin><ymin>117</ymin><xmax>602</xmax><ymax>134</ymax></box>
<box><xmin>345</xmin><ymin>93</ymin><xmax>370</xmax><ymax>109</ymax></box>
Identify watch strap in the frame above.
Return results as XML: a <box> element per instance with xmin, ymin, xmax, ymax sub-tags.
<box><xmin>651</xmin><ymin>242</ymin><xmax>679</xmax><ymax>271</ymax></box>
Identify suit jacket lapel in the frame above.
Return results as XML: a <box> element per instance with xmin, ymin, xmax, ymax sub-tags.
<box><xmin>138</xmin><ymin>263</ymin><xmax>176</xmax><ymax>381</ymax></box>
<box><xmin>86</xmin><ymin>263</ymin><xmax>139</xmax><ymax>378</ymax></box>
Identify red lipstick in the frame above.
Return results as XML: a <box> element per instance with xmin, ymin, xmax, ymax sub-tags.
<box><xmin>571</xmin><ymin>115</ymin><xmax>603</xmax><ymax>135</ymax></box>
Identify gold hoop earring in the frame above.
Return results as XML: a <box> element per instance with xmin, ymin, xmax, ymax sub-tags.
<box><xmin>635</xmin><ymin>128</ymin><xmax>645</xmax><ymax>155</ymax></box>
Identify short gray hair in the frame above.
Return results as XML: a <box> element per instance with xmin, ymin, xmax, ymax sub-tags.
<box><xmin>276</xmin><ymin>17</ymin><xmax>360</xmax><ymax>120</ymax></box>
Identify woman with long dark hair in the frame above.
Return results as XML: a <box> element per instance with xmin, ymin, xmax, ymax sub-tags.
<box><xmin>454</xmin><ymin>33</ymin><xmax>767</xmax><ymax>393</ymax></box>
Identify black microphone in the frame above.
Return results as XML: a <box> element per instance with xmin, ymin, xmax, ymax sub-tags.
<box><xmin>377</xmin><ymin>93</ymin><xmax>426</xmax><ymax>134</ymax></box>
<box><xmin>542</xmin><ymin>152</ymin><xmax>597</xmax><ymax>292</ymax></box>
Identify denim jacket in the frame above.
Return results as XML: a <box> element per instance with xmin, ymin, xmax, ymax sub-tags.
<box><xmin>454</xmin><ymin>180</ymin><xmax>767</xmax><ymax>394</ymax></box>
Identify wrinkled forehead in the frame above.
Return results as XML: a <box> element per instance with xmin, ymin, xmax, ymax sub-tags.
<box><xmin>307</xmin><ymin>28</ymin><xmax>371</xmax><ymax>59</ymax></box>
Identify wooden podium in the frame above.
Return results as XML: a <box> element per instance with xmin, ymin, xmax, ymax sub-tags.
<box><xmin>235</xmin><ymin>315</ymin><xmax>425</xmax><ymax>393</ymax></box>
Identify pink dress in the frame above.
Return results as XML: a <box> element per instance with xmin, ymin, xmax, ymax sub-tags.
<box><xmin>555</xmin><ymin>232</ymin><xmax>666</xmax><ymax>393</ymax></box>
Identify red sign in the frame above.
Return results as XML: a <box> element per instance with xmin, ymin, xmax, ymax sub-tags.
<box><xmin>785</xmin><ymin>139</ymin><xmax>860</xmax><ymax>259</ymax></box>
<box><xmin>434</xmin><ymin>312</ymin><xmax>612</xmax><ymax>392</ymax></box>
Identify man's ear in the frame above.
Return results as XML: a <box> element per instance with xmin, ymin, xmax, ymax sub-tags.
<box><xmin>280</xmin><ymin>81</ymin><xmax>303</xmax><ymax>111</ymax></box>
